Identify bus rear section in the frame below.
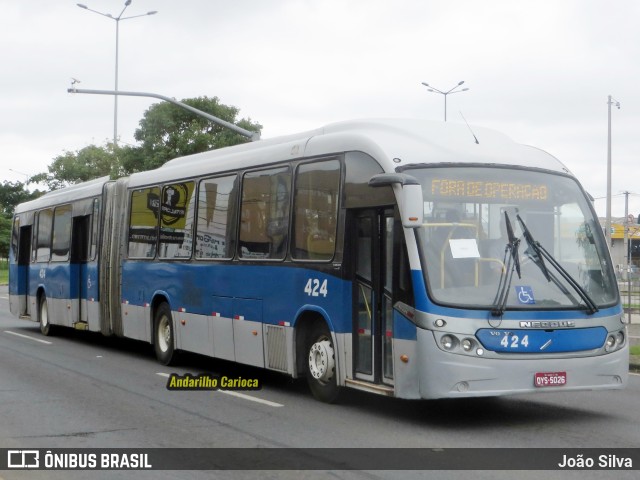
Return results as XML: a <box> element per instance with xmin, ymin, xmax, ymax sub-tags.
<box><xmin>9</xmin><ymin>178</ymin><xmax>107</xmax><ymax>336</ymax></box>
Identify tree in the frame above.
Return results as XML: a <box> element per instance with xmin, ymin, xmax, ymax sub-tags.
<box><xmin>0</xmin><ymin>181</ymin><xmax>42</xmax><ymax>217</ymax></box>
<box><xmin>126</xmin><ymin>96</ymin><xmax>262</xmax><ymax>173</ymax></box>
<box><xmin>0</xmin><ymin>181</ymin><xmax>42</xmax><ymax>262</ymax></box>
<box><xmin>0</xmin><ymin>215</ymin><xmax>11</xmax><ymax>261</ymax></box>
<box><xmin>30</xmin><ymin>143</ymin><xmax>119</xmax><ymax>191</ymax></box>
<box><xmin>32</xmin><ymin>96</ymin><xmax>261</xmax><ymax>188</ymax></box>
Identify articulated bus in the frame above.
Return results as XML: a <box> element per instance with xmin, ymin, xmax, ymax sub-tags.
<box><xmin>9</xmin><ymin>119</ymin><xmax>628</xmax><ymax>402</ymax></box>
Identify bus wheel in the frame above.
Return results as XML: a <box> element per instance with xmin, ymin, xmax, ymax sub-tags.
<box><xmin>154</xmin><ymin>303</ymin><xmax>175</xmax><ymax>366</ymax></box>
<box><xmin>39</xmin><ymin>294</ymin><xmax>53</xmax><ymax>336</ymax></box>
<box><xmin>306</xmin><ymin>322</ymin><xmax>340</xmax><ymax>403</ymax></box>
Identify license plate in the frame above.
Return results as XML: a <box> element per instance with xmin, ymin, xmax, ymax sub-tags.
<box><xmin>534</xmin><ymin>371</ymin><xmax>567</xmax><ymax>388</ymax></box>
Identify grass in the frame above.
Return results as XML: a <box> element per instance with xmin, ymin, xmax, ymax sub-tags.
<box><xmin>0</xmin><ymin>262</ymin><xmax>7</xmax><ymax>285</ymax></box>
<box><xmin>631</xmin><ymin>345</ymin><xmax>640</xmax><ymax>356</ymax></box>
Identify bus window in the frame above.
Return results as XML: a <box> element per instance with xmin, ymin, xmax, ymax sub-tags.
<box><xmin>239</xmin><ymin>167</ymin><xmax>291</xmax><ymax>260</ymax></box>
<box><xmin>196</xmin><ymin>175</ymin><xmax>237</xmax><ymax>259</ymax></box>
<box><xmin>36</xmin><ymin>209</ymin><xmax>53</xmax><ymax>262</ymax></box>
<box><xmin>344</xmin><ymin>152</ymin><xmax>394</xmax><ymax>208</ymax></box>
<box><xmin>292</xmin><ymin>159</ymin><xmax>340</xmax><ymax>261</ymax></box>
<box><xmin>128</xmin><ymin>187</ymin><xmax>160</xmax><ymax>259</ymax></box>
<box><xmin>51</xmin><ymin>205</ymin><xmax>72</xmax><ymax>262</ymax></box>
<box><xmin>11</xmin><ymin>216</ymin><xmax>19</xmax><ymax>261</ymax></box>
<box><xmin>90</xmin><ymin>198</ymin><xmax>100</xmax><ymax>261</ymax></box>
<box><xmin>160</xmin><ymin>182</ymin><xmax>195</xmax><ymax>259</ymax></box>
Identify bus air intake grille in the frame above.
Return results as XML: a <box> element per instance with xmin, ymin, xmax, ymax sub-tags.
<box><xmin>266</xmin><ymin>325</ymin><xmax>288</xmax><ymax>372</ymax></box>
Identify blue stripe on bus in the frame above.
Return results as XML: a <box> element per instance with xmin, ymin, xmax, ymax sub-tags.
<box><xmin>10</xmin><ymin>263</ymin><xmax>100</xmax><ymax>301</ymax></box>
<box><xmin>121</xmin><ymin>262</ymin><xmax>423</xmax><ymax>340</ymax></box>
<box><xmin>394</xmin><ymin>310</ymin><xmax>417</xmax><ymax>341</ymax></box>
<box><xmin>12</xmin><ymin>260</ymin><xmax>421</xmax><ymax>340</ymax></box>
<box><xmin>476</xmin><ymin>327</ymin><xmax>608</xmax><ymax>353</ymax></box>
<box><xmin>121</xmin><ymin>262</ymin><xmax>355</xmax><ymax>333</ymax></box>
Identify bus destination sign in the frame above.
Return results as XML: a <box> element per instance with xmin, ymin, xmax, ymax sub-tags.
<box><xmin>430</xmin><ymin>178</ymin><xmax>549</xmax><ymax>202</ymax></box>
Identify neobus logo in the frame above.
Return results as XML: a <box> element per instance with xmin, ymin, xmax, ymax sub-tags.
<box><xmin>519</xmin><ymin>321</ymin><xmax>576</xmax><ymax>328</ymax></box>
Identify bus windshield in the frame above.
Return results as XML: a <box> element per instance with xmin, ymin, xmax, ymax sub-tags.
<box><xmin>408</xmin><ymin>166</ymin><xmax>618</xmax><ymax>311</ymax></box>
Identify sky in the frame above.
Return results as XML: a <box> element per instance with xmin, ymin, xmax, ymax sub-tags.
<box><xmin>1</xmin><ymin>0</ymin><xmax>639</xmax><ymax>219</ymax></box>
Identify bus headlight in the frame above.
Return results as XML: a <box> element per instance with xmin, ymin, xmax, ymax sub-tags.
<box><xmin>461</xmin><ymin>338</ymin><xmax>474</xmax><ymax>352</ymax></box>
<box><xmin>605</xmin><ymin>335</ymin><xmax>616</xmax><ymax>352</ymax></box>
<box><xmin>604</xmin><ymin>330</ymin><xmax>626</xmax><ymax>352</ymax></box>
<box><xmin>441</xmin><ymin>335</ymin><xmax>457</xmax><ymax>351</ymax></box>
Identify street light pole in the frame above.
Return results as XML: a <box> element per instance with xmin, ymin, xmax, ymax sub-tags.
<box><xmin>606</xmin><ymin>94</ymin><xmax>620</xmax><ymax>247</ymax></box>
<box><xmin>421</xmin><ymin>81</ymin><xmax>469</xmax><ymax>121</ymax></box>
<box><xmin>77</xmin><ymin>1</ymin><xmax>158</xmax><ymax>148</ymax></box>
<box><xmin>68</xmin><ymin>87</ymin><xmax>261</xmax><ymax>141</ymax></box>
<box><xmin>9</xmin><ymin>169</ymin><xmax>30</xmax><ymax>184</ymax></box>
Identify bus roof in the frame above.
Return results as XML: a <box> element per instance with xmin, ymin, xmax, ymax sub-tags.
<box><xmin>128</xmin><ymin>118</ymin><xmax>571</xmax><ymax>188</ymax></box>
<box><xmin>15</xmin><ymin>119</ymin><xmax>574</xmax><ymax>212</ymax></box>
<box><xmin>14</xmin><ymin>176</ymin><xmax>110</xmax><ymax>214</ymax></box>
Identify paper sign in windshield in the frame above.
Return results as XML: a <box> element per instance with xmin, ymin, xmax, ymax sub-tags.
<box><xmin>449</xmin><ymin>239</ymin><xmax>480</xmax><ymax>259</ymax></box>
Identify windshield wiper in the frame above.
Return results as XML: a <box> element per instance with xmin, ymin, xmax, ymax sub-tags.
<box><xmin>516</xmin><ymin>214</ymin><xmax>599</xmax><ymax>314</ymax></box>
<box><xmin>491</xmin><ymin>212</ymin><xmax>521</xmax><ymax>317</ymax></box>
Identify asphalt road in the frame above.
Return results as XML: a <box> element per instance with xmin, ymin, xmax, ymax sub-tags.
<box><xmin>0</xmin><ymin>287</ymin><xmax>638</xmax><ymax>480</ymax></box>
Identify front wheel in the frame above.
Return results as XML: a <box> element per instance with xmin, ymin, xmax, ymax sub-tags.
<box><xmin>306</xmin><ymin>322</ymin><xmax>341</xmax><ymax>403</ymax></box>
<box><xmin>39</xmin><ymin>294</ymin><xmax>53</xmax><ymax>336</ymax></box>
<box><xmin>154</xmin><ymin>303</ymin><xmax>176</xmax><ymax>365</ymax></box>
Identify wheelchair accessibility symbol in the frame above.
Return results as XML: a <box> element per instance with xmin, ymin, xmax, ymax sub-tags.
<box><xmin>515</xmin><ymin>286</ymin><xmax>535</xmax><ymax>304</ymax></box>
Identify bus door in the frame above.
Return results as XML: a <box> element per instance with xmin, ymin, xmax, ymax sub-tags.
<box><xmin>16</xmin><ymin>225</ymin><xmax>32</xmax><ymax>317</ymax></box>
<box><xmin>352</xmin><ymin>208</ymin><xmax>395</xmax><ymax>385</ymax></box>
<box><xmin>72</xmin><ymin>215</ymin><xmax>91</xmax><ymax>324</ymax></box>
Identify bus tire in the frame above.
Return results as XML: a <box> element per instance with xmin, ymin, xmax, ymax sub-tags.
<box><xmin>154</xmin><ymin>303</ymin><xmax>176</xmax><ymax>366</ymax></box>
<box><xmin>39</xmin><ymin>294</ymin><xmax>53</xmax><ymax>336</ymax></box>
<box><xmin>306</xmin><ymin>322</ymin><xmax>341</xmax><ymax>403</ymax></box>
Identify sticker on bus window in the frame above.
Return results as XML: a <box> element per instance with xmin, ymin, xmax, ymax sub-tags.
<box><xmin>515</xmin><ymin>286</ymin><xmax>535</xmax><ymax>304</ymax></box>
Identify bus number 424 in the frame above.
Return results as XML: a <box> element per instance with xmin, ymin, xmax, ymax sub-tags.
<box><xmin>304</xmin><ymin>278</ymin><xmax>328</xmax><ymax>298</ymax></box>
<box><xmin>500</xmin><ymin>334</ymin><xmax>529</xmax><ymax>349</ymax></box>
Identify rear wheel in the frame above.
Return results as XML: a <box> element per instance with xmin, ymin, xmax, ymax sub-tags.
<box><xmin>39</xmin><ymin>294</ymin><xmax>53</xmax><ymax>336</ymax></box>
<box><xmin>154</xmin><ymin>303</ymin><xmax>175</xmax><ymax>365</ymax></box>
<box><xmin>306</xmin><ymin>322</ymin><xmax>341</xmax><ymax>403</ymax></box>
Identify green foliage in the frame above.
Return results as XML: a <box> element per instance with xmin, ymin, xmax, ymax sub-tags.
<box><xmin>0</xmin><ymin>260</ymin><xmax>7</xmax><ymax>285</ymax></box>
<box><xmin>0</xmin><ymin>181</ymin><xmax>43</xmax><ymax>217</ymax></box>
<box><xmin>31</xmin><ymin>143</ymin><xmax>119</xmax><ymax>190</ymax></box>
<box><xmin>3</xmin><ymin>96</ymin><xmax>259</xmax><ymax>259</ymax></box>
<box><xmin>31</xmin><ymin>96</ymin><xmax>262</xmax><ymax>185</ymax></box>
<box><xmin>0</xmin><ymin>214</ymin><xmax>12</xmax><ymax>260</ymax></box>
<box><xmin>0</xmin><ymin>181</ymin><xmax>42</xmax><ymax>261</ymax></box>
<box><xmin>129</xmin><ymin>96</ymin><xmax>261</xmax><ymax>172</ymax></box>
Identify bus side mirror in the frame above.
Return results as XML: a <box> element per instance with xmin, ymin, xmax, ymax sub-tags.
<box><xmin>368</xmin><ymin>173</ymin><xmax>423</xmax><ymax>228</ymax></box>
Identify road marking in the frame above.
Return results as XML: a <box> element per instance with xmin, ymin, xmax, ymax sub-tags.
<box><xmin>4</xmin><ymin>331</ymin><xmax>53</xmax><ymax>345</ymax></box>
<box><xmin>219</xmin><ymin>390</ymin><xmax>284</xmax><ymax>407</ymax></box>
<box><xmin>156</xmin><ymin>372</ymin><xmax>283</xmax><ymax>407</ymax></box>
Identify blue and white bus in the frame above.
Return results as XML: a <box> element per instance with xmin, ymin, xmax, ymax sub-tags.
<box><xmin>9</xmin><ymin>119</ymin><xmax>628</xmax><ymax>402</ymax></box>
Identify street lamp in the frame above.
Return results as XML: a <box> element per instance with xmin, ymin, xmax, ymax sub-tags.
<box><xmin>77</xmin><ymin>1</ymin><xmax>158</xmax><ymax>147</ymax></box>
<box><xmin>605</xmin><ymin>94</ymin><xmax>620</xmax><ymax>247</ymax></box>
<box><xmin>421</xmin><ymin>81</ymin><xmax>469</xmax><ymax>121</ymax></box>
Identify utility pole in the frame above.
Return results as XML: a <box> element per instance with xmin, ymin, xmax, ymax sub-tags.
<box><xmin>624</xmin><ymin>190</ymin><xmax>631</xmax><ymax>324</ymax></box>
<box><xmin>606</xmin><ymin>95</ymin><xmax>620</xmax><ymax>247</ymax></box>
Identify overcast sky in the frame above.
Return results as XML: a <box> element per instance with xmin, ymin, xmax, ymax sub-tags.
<box><xmin>2</xmin><ymin>0</ymin><xmax>639</xmax><ymax>218</ymax></box>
